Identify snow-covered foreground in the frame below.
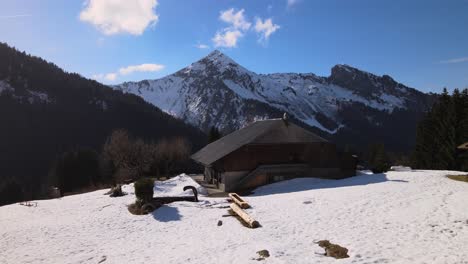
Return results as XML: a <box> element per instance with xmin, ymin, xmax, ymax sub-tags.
<box><xmin>1</xmin><ymin>171</ymin><xmax>467</xmax><ymax>264</ymax></box>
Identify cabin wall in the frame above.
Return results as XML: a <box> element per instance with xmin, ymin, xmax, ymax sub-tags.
<box><xmin>206</xmin><ymin>143</ymin><xmax>356</xmax><ymax>191</ymax></box>
<box><xmin>220</xmin><ymin>143</ymin><xmax>340</xmax><ymax>172</ymax></box>
<box><xmin>220</xmin><ymin>171</ymin><xmax>248</xmax><ymax>191</ymax></box>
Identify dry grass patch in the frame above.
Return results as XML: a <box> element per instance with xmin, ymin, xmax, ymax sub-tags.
<box><xmin>447</xmin><ymin>175</ymin><xmax>468</xmax><ymax>183</ymax></box>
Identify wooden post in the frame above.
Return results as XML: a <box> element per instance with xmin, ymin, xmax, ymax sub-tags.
<box><xmin>229</xmin><ymin>203</ymin><xmax>259</xmax><ymax>228</ymax></box>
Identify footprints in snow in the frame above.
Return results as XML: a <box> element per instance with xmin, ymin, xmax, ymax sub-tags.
<box><xmin>428</xmin><ymin>219</ymin><xmax>467</xmax><ymax>238</ymax></box>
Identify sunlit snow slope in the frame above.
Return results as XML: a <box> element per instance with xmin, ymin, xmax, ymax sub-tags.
<box><xmin>1</xmin><ymin>171</ymin><xmax>467</xmax><ymax>264</ymax></box>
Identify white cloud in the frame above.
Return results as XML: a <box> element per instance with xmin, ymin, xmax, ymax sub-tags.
<box><xmin>79</xmin><ymin>0</ymin><xmax>159</xmax><ymax>35</ymax></box>
<box><xmin>92</xmin><ymin>63</ymin><xmax>164</xmax><ymax>83</ymax></box>
<box><xmin>92</xmin><ymin>74</ymin><xmax>104</xmax><ymax>80</ymax></box>
<box><xmin>195</xmin><ymin>43</ymin><xmax>210</xmax><ymax>49</ymax></box>
<box><xmin>440</xmin><ymin>57</ymin><xmax>468</xmax><ymax>64</ymax></box>
<box><xmin>92</xmin><ymin>73</ymin><xmax>117</xmax><ymax>81</ymax></box>
<box><xmin>255</xmin><ymin>18</ymin><xmax>280</xmax><ymax>41</ymax></box>
<box><xmin>219</xmin><ymin>8</ymin><xmax>251</xmax><ymax>30</ymax></box>
<box><xmin>213</xmin><ymin>29</ymin><xmax>243</xmax><ymax>48</ymax></box>
<box><xmin>119</xmin><ymin>63</ymin><xmax>165</xmax><ymax>75</ymax></box>
<box><xmin>212</xmin><ymin>8</ymin><xmax>251</xmax><ymax>48</ymax></box>
<box><xmin>104</xmin><ymin>73</ymin><xmax>118</xmax><ymax>81</ymax></box>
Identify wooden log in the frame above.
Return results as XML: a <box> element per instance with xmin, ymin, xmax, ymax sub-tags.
<box><xmin>229</xmin><ymin>203</ymin><xmax>259</xmax><ymax>228</ymax></box>
<box><xmin>229</xmin><ymin>193</ymin><xmax>250</xmax><ymax>209</ymax></box>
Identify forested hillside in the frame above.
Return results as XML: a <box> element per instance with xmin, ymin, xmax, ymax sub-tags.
<box><xmin>0</xmin><ymin>43</ymin><xmax>207</xmax><ymax>205</ymax></box>
<box><xmin>412</xmin><ymin>88</ymin><xmax>468</xmax><ymax>170</ymax></box>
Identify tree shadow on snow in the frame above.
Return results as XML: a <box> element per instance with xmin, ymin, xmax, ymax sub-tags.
<box><xmin>250</xmin><ymin>173</ymin><xmax>408</xmax><ymax>196</ymax></box>
<box><xmin>151</xmin><ymin>205</ymin><xmax>182</xmax><ymax>222</ymax></box>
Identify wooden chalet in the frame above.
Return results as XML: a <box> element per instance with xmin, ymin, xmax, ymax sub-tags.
<box><xmin>191</xmin><ymin>116</ymin><xmax>356</xmax><ymax>192</ymax></box>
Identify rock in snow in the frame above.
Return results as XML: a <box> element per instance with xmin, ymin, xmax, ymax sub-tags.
<box><xmin>1</xmin><ymin>171</ymin><xmax>468</xmax><ymax>263</ymax></box>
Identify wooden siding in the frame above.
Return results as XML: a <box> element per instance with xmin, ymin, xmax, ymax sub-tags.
<box><xmin>219</xmin><ymin>142</ymin><xmax>340</xmax><ymax>172</ymax></box>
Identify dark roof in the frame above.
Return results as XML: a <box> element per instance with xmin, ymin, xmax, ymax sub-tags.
<box><xmin>191</xmin><ymin>118</ymin><xmax>328</xmax><ymax>166</ymax></box>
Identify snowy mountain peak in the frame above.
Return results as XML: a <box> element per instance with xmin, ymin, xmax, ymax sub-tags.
<box><xmin>333</xmin><ymin>64</ymin><xmax>357</xmax><ymax>72</ymax></box>
<box><xmin>200</xmin><ymin>50</ymin><xmax>244</xmax><ymax>71</ymax></box>
<box><xmin>205</xmin><ymin>49</ymin><xmax>224</xmax><ymax>58</ymax></box>
<box><xmin>115</xmin><ymin>53</ymin><xmax>433</xmax><ymax>138</ymax></box>
<box><xmin>204</xmin><ymin>50</ymin><xmax>234</xmax><ymax>63</ymax></box>
<box><xmin>330</xmin><ymin>64</ymin><xmax>373</xmax><ymax>78</ymax></box>
<box><xmin>178</xmin><ymin>50</ymin><xmax>250</xmax><ymax>77</ymax></box>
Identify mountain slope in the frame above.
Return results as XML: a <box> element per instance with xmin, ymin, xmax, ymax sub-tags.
<box><xmin>0</xmin><ymin>43</ymin><xmax>207</xmax><ymax>202</ymax></box>
<box><xmin>116</xmin><ymin>50</ymin><xmax>435</xmax><ymax>152</ymax></box>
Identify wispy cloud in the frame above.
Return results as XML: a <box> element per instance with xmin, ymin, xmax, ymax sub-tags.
<box><xmin>79</xmin><ymin>0</ymin><xmax>159</xmax><ymax>36</ymax></box>
<box><xmin>92</xmin><ymin>63</ymin><xmax>165</xmax><ymax>83</ymax></box>
<box><xmin>255</xmin><ymin>18</ymin><xmax>280</xmax><ymax>42</ymax></box>
<box><xmin>213</xmin><ymin>8</ymin><xmax>251</xmax><ymax>48</ymax></box>
<box><xmin>0</xmin><ymin>14</ymin><xmax>31</xmax><ymax>19</ymax></box>
<box><xmin>92</xmin><ymin>73</ymin><xmax>117</xmax><ymax>82</ymax></box>
<box><xmin>219</xmin><ymin>8</ymin><xmax>251</xmax><ymax>31</ymax></box>
<box><xmin>211</xmin><ymin>8</ymin><xmax>280</xmax><ymax>48</ymax></box>
<box><xmin>119</xmin><ymin>63</ymin><xmax>164</xmax><ymax>75</ymax></box>
<box><xmin>195</xmin><ymin>43</ymin><xmax>210</xmax><ymax>49</ymax></box>
<box><xmin>439</xmin><ymin>57</ymin><xmax>468</xmax><ymax>64</ymax></box>
<box><xmin>213</xmin><ymin>29</ymin><xmax>243</xmax><ymax>48</ymax></box>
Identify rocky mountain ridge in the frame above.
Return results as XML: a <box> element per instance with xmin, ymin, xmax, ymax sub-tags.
<box><xmin>116</xmin><ymin>50</ymin><xmax>434</xmax><ymax>152</ymax></box>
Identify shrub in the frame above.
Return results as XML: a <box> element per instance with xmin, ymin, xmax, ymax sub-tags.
<box><xmin>134</xmin><ymin>178</ymin><xmax>154</xmax><ymax>203</ymax></box>
<box><xmin>367</xmin><ymin>143</ymin><xmax>390</xmax><ymax>173</ymax></box>
<box><xmin>371</xmin><ymin>163</ymin><xmax>390</xmax><ymax>174</ymax></box>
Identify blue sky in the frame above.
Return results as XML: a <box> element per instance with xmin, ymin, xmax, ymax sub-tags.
<box><xmin>1</xmin><ymin>0</ymin><xmax>467</xmax><ymax>93</ymax></box>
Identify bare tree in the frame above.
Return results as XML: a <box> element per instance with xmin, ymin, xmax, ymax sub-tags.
<box><xmin>103</xmin><ymin>130</ymin><xmax>191</xmax><ymax>181</ymax></box>
<box><xmin>103</xmin><ymin>130</ymin><xmax>158</xmax><ymax>182</ymax></box>
<box><xmin>156</xmin><ymin>137</ymin><xmax>191</xmax><ymax>177</ymax></box>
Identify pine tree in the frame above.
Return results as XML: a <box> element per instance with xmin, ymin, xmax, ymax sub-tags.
<box><xmin>412</xmin><ymin>88</ymin><xmax>466</xmax><ymax>170</ymax></box>
<box><xmin>208</xmin><ymin>126</ymin><xmax>221</xmax><ymax>143</ymax></box>
<box><xmin>431</xmin><ymin>88</ymin><xmax>457</xmax><ymax>169</ymax></box>
<box><xmin>456</xmin><ymin>88</ymin><xmax>468</xmax><ymax>170</ymax></box>
<box><xmin>412</xmin><ymin>114</ymin><xmax>437</xmax><ymax>169</ymax></box>
<box><xmin>367</xmin><ymin>143</ymin><xmax>390</xmax><ymax>173</ymax></box>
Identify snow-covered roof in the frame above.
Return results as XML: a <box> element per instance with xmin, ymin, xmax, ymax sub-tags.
<box><xmin>191</xmin><ymin>119</ymin><xmax>328</xmax><ymax>166</ymax></box>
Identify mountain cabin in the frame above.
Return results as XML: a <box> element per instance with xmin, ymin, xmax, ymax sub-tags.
<box><xmin>191</xmin><ymin>116</ymin><xmax>357</xmax><ymax>192</ymax></box>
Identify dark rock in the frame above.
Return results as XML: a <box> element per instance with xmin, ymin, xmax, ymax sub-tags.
<box><xmin>217</xmin><ymin>220</ymin><xmax>223</xmax><ymax>226</ymax></box>
<box><xmin>317</xmin><ymin>240</ymin><xmax>349</xmax><ymax>259</ymax></box>
<box><xmin>256</xmin><ymin>249</ymin><xmax>270</xmax><ymax>260</ymax></box>
<box><xmin>106</xmin><ymin>185</ymin><xmax>126</xmax><ymax>197</ymax></box>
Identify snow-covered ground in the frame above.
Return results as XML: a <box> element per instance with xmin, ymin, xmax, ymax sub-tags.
<box><xmin>1</xmin><ymin>171</ymin><xmax>467</xmax><ymax>264</ymax></box>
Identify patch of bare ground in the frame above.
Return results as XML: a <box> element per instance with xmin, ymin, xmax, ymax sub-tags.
<box><xmin>447</xmin><ymin>175</ymin><xmax>468</xmax><ymax>183</ymax></box>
